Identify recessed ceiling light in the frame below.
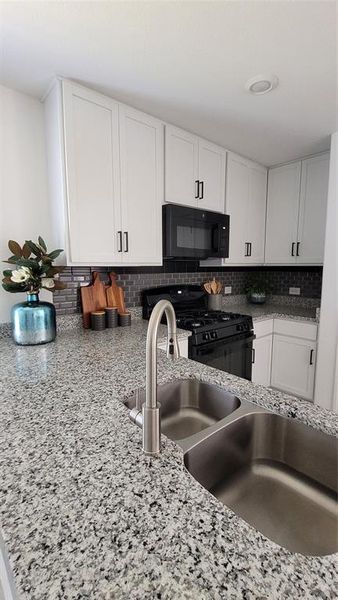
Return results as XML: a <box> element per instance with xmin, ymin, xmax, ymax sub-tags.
<box><xmin>245</xmin><ymin>74</ymin><xmax>279</xmax><ymax>95</ymax></box>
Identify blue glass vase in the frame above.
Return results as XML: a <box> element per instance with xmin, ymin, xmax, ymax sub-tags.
<box><xmin>11</xmin><ymin>292</ymin><xmax>56</xmax><ymax>346</ymax></box>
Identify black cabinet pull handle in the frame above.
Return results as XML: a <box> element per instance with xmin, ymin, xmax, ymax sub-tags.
<box><xmin>195</xmin><ymin>180</ymin><xmax>199</xmax><ymax>199</ymax></box>
<box><xmin>199</xmin><ymin>181</ymin><xmax>204</xmax><ymax>200</ymax></box>
<box><xmin>291</xmin><ymin>242</ymin><xmax>295</xmax><ymax>256</ymax></box>
<box><xmin>310</xmin><ymin>349</ymin><xmax>314</xmax><ymax>365</ymax></box>
<box><xmin>117</xmin><ymin>231</ymin><xmax>122</xmax><ymax>252</ymax></box>
<box><xmin>252</xmin><ymin>348</ymin><xmax>255</xmax><ymax>364</ymax></box>
<box><xmin>249</xmin><ymin>242</ymin><xmax>252</xmax><ymax>257</ymax></box>
<box><xmin>124</xmin><ymin>231</ymin><xmax>129</xmax><ymax>253</ymax></box>
<box><xmin>244</xmin><ymin>242</ymin><xmax>248</xmax><ymax>257</ymax></box>
<box><xmin>296</xmin><ymin>242</ymin><xmax>300</xmax><ymax>257</ymax></box>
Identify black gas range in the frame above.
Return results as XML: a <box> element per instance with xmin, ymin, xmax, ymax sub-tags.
<box><xmin>142</xmin><ymin>285</ymin><xmax>255</xmax><ymax>380</ymax></box>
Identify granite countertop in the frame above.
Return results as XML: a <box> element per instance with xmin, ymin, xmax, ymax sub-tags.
<box><xmin>1</xmin><ymin>317</ymin><xmax>337</xmax><ymax>599</ymax></box>
<box><xmin>220</xmin><ymin>300</ymin><xmax>318</xmax><ymax>323</ymax></box>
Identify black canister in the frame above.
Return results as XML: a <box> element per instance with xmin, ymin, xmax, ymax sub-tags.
<box><xmin>119</xmin><ymin>312</ymin><xmax>131</xmax><ymax>327</ymax></box>
<box><xmin>105</xmin><ymin>307</ymin><xmax>118</xmax><ymax>328</ymax></box>
<box><xmin>91</xmin><ymin>311</ymin><xmax>106</xmax><ymax>331</ymax></box>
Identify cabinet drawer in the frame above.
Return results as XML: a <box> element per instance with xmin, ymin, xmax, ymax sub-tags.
<box><xmin>254</xmin><ymin>319</ymin><xmax>273</xmax><ymax>338</ymax></box>
<box><xmin>273</xmin><ymin>318</ymin><xmax>317</xmax><ymax>341</ymax></box>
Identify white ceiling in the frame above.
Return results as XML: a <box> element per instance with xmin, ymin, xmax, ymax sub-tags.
<box><xmin>0</xmin><ymin>1</ymin><xmax>336</xmax><ymax>166</ymax></box>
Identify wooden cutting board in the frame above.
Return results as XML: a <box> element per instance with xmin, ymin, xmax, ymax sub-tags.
<box><xmin>106</xmin><ymin>272</ymin><xmax>127</xmax><ymax>315</ymax></box>
<box><xmin>80</xmin><ymin>271</ymin><xmax>108</xmax><ymax>328</ymax></box>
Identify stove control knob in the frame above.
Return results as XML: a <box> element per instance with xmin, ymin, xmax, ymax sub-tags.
<box><xmin>203</xmin><ymin>333</ymin><xmax>210</xmax><ymax>341</ymax></box>
<box><xmin>211</xmin><ymin>331</ymin><xmax>217</xmax><ymax>339</ymax></box>
<box><xmin>237</xmin><ymin>324</ymin><xmax>243</xmax><ymax>331</ymax></box>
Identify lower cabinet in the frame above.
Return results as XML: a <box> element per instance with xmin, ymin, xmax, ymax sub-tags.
<box><xmin>252</xmin><ymin>318</ymin><xmax>317</xmax><ymax>401</ymax></box>
<box><xmin>271</xmin><ymin>335</ymin><xmax>316</xmax><ymax>401</ymax></box>
<box><xmin>158</xmin><ymin>338</ymin><xmax>189</xmax><ymax>359</ymax></box>
<box><xmin>252</xmin><ymin>335</ymin><xmax>273</xmax><ymax>386</ymax></box>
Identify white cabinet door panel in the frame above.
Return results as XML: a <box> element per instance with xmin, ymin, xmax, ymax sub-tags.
<box><xmin>265</xmin><ymin>162</ymin><xmax>301</xmax><ymax>264</ymax></box>
<box><xmin>271</xmin><ymin>334</ymin><xmax>315</xmax><ymax>400</ymax></box>
<box><xmin>63</xmin><ymin>82</ymin><xmax>120</xmax><ymax>264</ymax></box>
<box><xmin>165</xmin><ymin>125</ymin><xmax>198</xmax><ymax>207</ymax></box>
<box><xmin>119</xmin><ymin>106</ymin><xmax>163</xmax><ymax>265</ymax></box>
<box><xmin>198</xmin><ymin>140</ymin><xmax>226</xmax><ymax>213</ymax></box>
<box><xmin>247</xmin><ymin>165</ymin><xmax>267</xmax><ymax>263</ymax></box>
<box><xmin>225</xmin><ymin>154</ymin><xmax>250</xmax><ymax>262</ymax></box>
<box><xmin>297</xmin><ymin>154</ymin><xmax>330</xmax><ymax>264</ymax></box>
<box><xmin>252</xmin><ymin>335</ymin><xmax>272</xmax><ymax>386</ymax></box>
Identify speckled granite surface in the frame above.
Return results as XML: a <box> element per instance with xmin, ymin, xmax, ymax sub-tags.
<box><xmin>225</xmin><ymin>302</ymin><xmax>318</xmax><ymax>323</ymax></box>
<box><xmin>1</xmin><ymin>318</ymin><xmax>337</xmax><ymax>599</ymax></box>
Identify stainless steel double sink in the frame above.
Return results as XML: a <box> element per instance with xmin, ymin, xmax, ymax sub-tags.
<box><xmin>125</xmin><ymin>379</ymin><xmax>338</xmax><ymax>556</ymax></box>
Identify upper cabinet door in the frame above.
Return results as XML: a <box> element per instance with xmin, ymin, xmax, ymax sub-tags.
<box><xmin>198</xmin><ymin>140</ymin><xmax>226</xmax><ymax>213</ymax></box>
<box><xmin>62</xmin><ymin>81</ymin><xmax>121</xmax><ymax>264</ymax></box>
<box><xmin>246</xmin><ymin>164</ymin><xmax>267</xmax><ymax>263</ymax></box>
<box><xmin>119</xmin><ymin>106</ymin><xmax>163</xmax><ymax>265</ymax></box>
<box><xmin>297</xmin><ymin>153</ymin><xmax>330</xmax><ymax>264</ymax></box>
<box><xmin>165</xmin><ymin>125</ymin><xmax>199</xmax><ymax>207</ymax></box>
<box><xmin>265</xmin><ymin>162</ymin><xmax>301</xmax><ymax>264</ymax></box>
<box><xmin>225</xmin><ymin>153</ymin><xmax>250</xmax><ymax>262</ymax></box>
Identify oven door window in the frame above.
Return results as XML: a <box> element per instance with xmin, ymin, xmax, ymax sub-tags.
<box><xmin>191</xmin><ymin>335</ymin><xmax>254</xmax><ymax>380</ymax></box>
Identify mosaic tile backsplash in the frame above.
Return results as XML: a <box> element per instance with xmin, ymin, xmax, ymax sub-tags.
<box><xmin>53</xmin><ymin>262</ymin><xmax>322</xmax><ymax>315</ymax></box>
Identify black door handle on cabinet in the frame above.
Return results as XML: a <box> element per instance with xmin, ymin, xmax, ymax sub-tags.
<box><xmin>244</xmin><ymin>242</ymin><xmax>248</xmax><ymax>257</ymax></box>
<box><xmin>124</xmin><ymin>231</ymin><xmax>129</xmax><ymax>253</ymax></box>
<box><xmin>296</xmin><ymin>242</ymin><xmax>300</xmax><ymax>257</ymax></box>
<box><xmin>117</xmin><ymin>231</ymin><xmax>122</xmax><ymax>252</ymax></box>
<box><xmin>249</xmin><ymin>242</ymin><xmax>252</xmax><ymax>257</ymax></box>
<box><xmin>291</xmin><ymin>242</ymin><xmax>295</xmax><ymax>257</ymax></box>
<box><xmin>252</xmin><ymin>348</ymin><xmax>255</xmax><ymax>364</ymax></box>
<box><xmin>310</xmin><ymin>349</ymin><xmax>314</xmax><ymax>365</ymax></box>
<box><xmin>199</xmin><ymin>181</ymin><xmax>204</xmax><ymax>200</ymax></box>
<box><xmin>195</xmin><ymin>180</ymin><xmax>199</xmax><ymax>199</ymax></box>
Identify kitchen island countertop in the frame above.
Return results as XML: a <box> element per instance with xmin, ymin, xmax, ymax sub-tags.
<box><xmin>0</xmin><ymin>317</ymin><xmax>337</xmax><ymax>599</ymax></box>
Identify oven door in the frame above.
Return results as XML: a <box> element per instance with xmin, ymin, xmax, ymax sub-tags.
<box><xmin>190</xmin><ymin>333</ymin><xmax>255</xmax><ymax>380</ymax></box>
<box><xmin>163</xmin><ymin>204</ymin><xmax>229</xmax><ymax>259</ymax></box>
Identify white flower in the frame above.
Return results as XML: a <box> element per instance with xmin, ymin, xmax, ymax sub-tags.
<box><xmin>41</xmin><ymin>277</ymin><xmax>55</xmax><ymax>289</ymax></box>
<box><xmin>10</xmin><ymin>266</ymin><xmax>31</xmax><ymax>283</ymax></box>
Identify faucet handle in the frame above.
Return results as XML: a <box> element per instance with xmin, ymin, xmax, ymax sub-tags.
<box><xmin>167</xmin><ymin>335</ymin><xmax>180</xmax><ymax>360</ymax></box>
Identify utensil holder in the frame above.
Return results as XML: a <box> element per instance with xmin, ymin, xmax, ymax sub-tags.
<box><xmin>207</xmin><ymin>294</ymin><xmax>222</xmax><ymax>311</ymax></box>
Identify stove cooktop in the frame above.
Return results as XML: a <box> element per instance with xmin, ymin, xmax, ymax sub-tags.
<box><xmin>176</xmin><ymin>310</ymin><xmax>245</xmax><ymax>330</ymax></box>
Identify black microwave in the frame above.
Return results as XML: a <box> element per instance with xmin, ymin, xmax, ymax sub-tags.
<box><xmin>163</xmin><ymin>204</ymin><xmax>230</xmax><ymax>260</ymax></box>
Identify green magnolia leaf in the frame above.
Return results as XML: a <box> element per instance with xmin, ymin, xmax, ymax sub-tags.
<box><xmin>25</xmin><ymin>240</ymin><xmax>42</xmax><ymax>257</ymax></box>
<box><xmin>22</xmin><ymin>243</ymin><xmax>32</xmax><ymax>259</ymax></box>
<box><xmin>38</xmin><ymin>236</ymin><xmax>47</xmax><ymax>252</ymax></box>
<box><xmin>47</xmin><ymin>249</ymin><xmax>63</xmax><ymax>261</ymax></box>
<box><xmin>5</xmin><ymin>256</ymin><xmax>19</xmax><ymax>264</ymax></box>
<box><xmin>3</xmin><ymin>270</ymin><xmax>13</xmax><ymax>277</ymax></box>
<box><xmin>2</xmin><ymin>281</ymin><xmax>29</xmax><ymax>293</ymax></box>
<box><xmin>8</xmin><ymin>240</ymin><xmax>22</xmax><ymax>257</ymax></box>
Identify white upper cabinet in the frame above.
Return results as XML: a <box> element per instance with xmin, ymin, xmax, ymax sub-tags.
<box><xmin>265</xmin><ymin>154</ymin><xmax>329</xmax><ymax>265</ymax></box>
<box><xmin>198</xmin><ymin>139</ymin><xmax>226</xmax><ymax>212</ymax></box>
<box><xmin>165</xmin><ymin>125</ymin><xmax>226</xmax><ymax>212</ymax></box>
<box><xmin>297</xmin><ymin>154</ymin><xmax>330</xmax><ymax>264</ymax></box>
<box><xmin>45</xmin><ymin>79</ymin><xmax>163</xmax><ymax>266</ymax></box>
<box><xmin>202</xmin><ymin>153</ymin><xmax>267</xmax><ymax>266</ymax></box>
<box><xmin>165</xmin><ymin>126</ymin><xmax>199</xmax><ymax>208</ymax></box>
<box><xmin>265</xmin><ymin>162</ymin><xmax>301</xmax><ymax>264</ymax></box>
<box><xmin>247</xmin><ymin>163</ymin><xmax>268</xmax><ymax>264</ymax></box>
<box><xmin>62</xmin><ymin>81</ymin><xmax>121</xmax><ymax>264</ymax></box>
<box><xmin>119</xmin><ymin>105</ymin><xmax>163</xmax><ymax>265</ymax></box>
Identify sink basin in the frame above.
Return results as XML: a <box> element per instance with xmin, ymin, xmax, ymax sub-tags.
<box><xmin>124</xmin><ymin>379</ymin><xmax>240</xmax><ymax>441</ymax></box>
<box><xmin>184</xmin><ymin>412</ymin><xmax>338</xmax><ymax>556</ymax></box>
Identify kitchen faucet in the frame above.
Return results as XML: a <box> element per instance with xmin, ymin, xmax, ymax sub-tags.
<box><xmin>129</xmin><ymin>299</ymin><xmax>180</xmax><ymax>455</ymax></box>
